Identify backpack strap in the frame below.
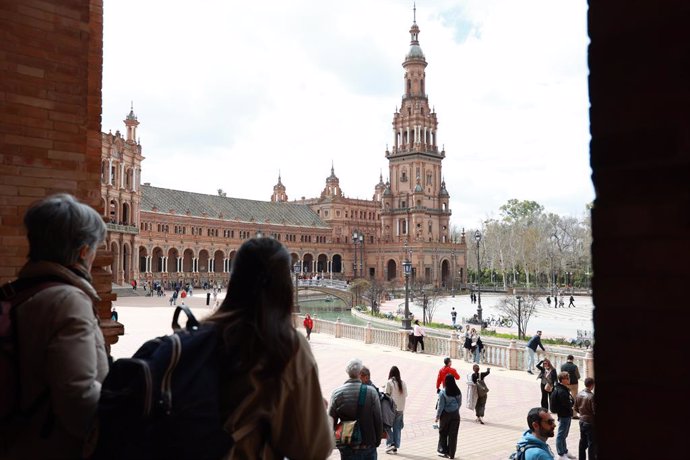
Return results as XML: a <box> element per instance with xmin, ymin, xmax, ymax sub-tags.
<box><xmin>171</xmin><ymin>304</ymin><xmax>200</xmax><ymax>331</ymax></box>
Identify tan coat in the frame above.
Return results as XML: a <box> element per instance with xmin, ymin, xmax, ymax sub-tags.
<box><xmin>2</xmin><ymin>261</ymin><xmax>108</xmax><ymax>459</ymax></box>
<box><xmin>223</xmin><ymin>333</ymin><xmax>334</xmax><ymax>460</ymax></box>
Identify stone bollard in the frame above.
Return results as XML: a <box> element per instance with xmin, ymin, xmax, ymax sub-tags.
<box><xmin>450</xmin><ymin>331</ymin><xmax>459</xmax><ymax>359</ymax></box>
<box><xmin>365</xmin><ymin>322</ymin><xmax>373</xmax><ymax>344</ymax></box>
<box><xmin>508</xmin><ymin>339</ymin><xmax>518</xmax><ymax>370</ymax></box>
<box><xmin>335</xmin><ymin>318</ymin><xmax>342</xmax><ymax>338</ymax></box>
<box><xmin>584</xmin><ymin>347</ymin><xmax>594</xmax><ymax>379</ymax></box>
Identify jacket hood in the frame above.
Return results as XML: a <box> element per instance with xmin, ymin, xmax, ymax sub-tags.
<box><xmin>18</xmin><ymin>260</ymin><xmax>100</xmax><ymax>302</ymax></box>
<box><xmin>517</xmin><ymin>430</ymin><xmax>550</xmax><ymax>450</ymax></box>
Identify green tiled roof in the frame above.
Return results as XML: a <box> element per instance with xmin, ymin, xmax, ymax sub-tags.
<box><xmin>140</xmin><ymin>185</ymin><xmax>329</xmax><ymax>228</ymax></box>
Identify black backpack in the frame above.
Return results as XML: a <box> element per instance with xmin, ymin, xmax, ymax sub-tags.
<box><xmin>0</xmin><ymin>278</ymin><xmax>61</xmax><ymax>424</ymax></box>
<box><xmin>94</xmin><ymin>306</ymin><xmax>233</xmax><ymax>459</ymax></box>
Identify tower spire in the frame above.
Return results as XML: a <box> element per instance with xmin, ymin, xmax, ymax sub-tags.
<box><xmin>413</xmin><ymin>2</ymin><xmax>416</xmax><ymax>24</ymax></box>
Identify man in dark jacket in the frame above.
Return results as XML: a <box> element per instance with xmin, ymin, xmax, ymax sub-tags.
<box><xmin>526</xmin><ymin>331</ymin><xmax>546</xmax><ymax>374</ymax></box>
<box><xmin>330</xmin><ymin>358</ymin><xmax>382</xmax><ymax>459</ymax></box>
<box><xmin>574</xmin><ymin>377</ymin><xmax>596</xmax><ymax>459</ymax></box>
<box><xmin>550</xmin><ymin>372</ymin><xmax>575</xmax><ymax>459</ymax></box>
<box><xmin>560</xmin><ymin>355</ymin><xmax>581</xmax><ymax>417</ymax></box>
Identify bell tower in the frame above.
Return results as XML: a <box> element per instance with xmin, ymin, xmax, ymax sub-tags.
<box><xmin>381</xmin><ymin>10</ymin><xmax>452</xmax><ymax>244</ymax></box>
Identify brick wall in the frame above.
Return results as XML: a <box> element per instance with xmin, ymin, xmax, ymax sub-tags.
<box><xmin>590</xmin><ymin>1</ymin><xmax>689</xmax><ymax>457</ymax></box>
<box><xmin>0</xmin><ymin>0</ymin><xmax>121</xmax><ymax>346</ymax></box>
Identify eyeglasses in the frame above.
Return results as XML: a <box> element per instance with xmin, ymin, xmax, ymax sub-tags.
<box><xmin>542</xmin><ymin>419</ymin><xmax>556</xmax><ymax>426</ymax></box>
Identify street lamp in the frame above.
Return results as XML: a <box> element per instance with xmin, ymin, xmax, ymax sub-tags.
<box><xmin>402</xmin><ymin>258</ymin><xmax>412</xmax><ymax>330</ymax></box>
<box><xmin>352</xmin><ymin>230</ymin><xmax>364</xmax><ymax>277</ymax></box>
<box><xmin>293</xmin><ymin>262</ymin><xmax>301</xmax><ymax>312</ymax></box>
<box><xmin>474</xmin><ymin>230</ymin><xmax>483</xmax><ymax>325</ymax></box>
<box><xmin>516</xmin><ymin>295</ymin><xmax>522</xmax><ymax>339</ymax></box>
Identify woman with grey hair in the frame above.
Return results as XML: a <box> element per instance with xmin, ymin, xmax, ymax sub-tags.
<box><xmin>2</xmin><ymin>193</ymin><xmax>109</xmax><ymax>459</ymax></box>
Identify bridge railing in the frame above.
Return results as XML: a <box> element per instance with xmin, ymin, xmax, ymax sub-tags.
<box><xmin>293</xmin><ymin>313</ymin><xmax>594</xmax><ymax>379</ymax></box>
<box><xmin>297</xmin><ymin>279</ymin><xmax>348</xmax><ymax>290</ymax></box>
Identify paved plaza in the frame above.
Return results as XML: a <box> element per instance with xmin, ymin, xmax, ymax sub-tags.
<box><xmin>112</xmin><ymin>292</ymin><xmax>585</xmax><ymax>459</ymax></box>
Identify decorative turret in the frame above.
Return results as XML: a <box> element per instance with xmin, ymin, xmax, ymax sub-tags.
<box><xmin>271</xmin><ymin>172</ymin><xmax>288</xmax><ymax>202</ymax></box>
<box><xmin>373</xmin><ymin>171</ymin><xmax>387</xmax><ymax>202</ymax></box>
<box><xmin>320</xmin><ymin>163</ymin><xmax>343</xmax><ymax>199</ymax></box>
<box><xmin>124</xmin><ymin>102</ymin><xmax>139</xmax><ymax>143</ymax></box>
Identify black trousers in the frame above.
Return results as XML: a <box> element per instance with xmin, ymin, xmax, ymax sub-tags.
<box><xmin>540</xmin><ymin>383</ymin><xmax>550</xmax><ymax>411</ymax></box>
<box><xmin>579</xmin><ymin>420</ymin><xmax>596</xmax><ymax>459</ymax></box>
<box><xmin>438</xmin><ymin>410</ymin><xmax>460</xmax><ymax>458</ymax></box>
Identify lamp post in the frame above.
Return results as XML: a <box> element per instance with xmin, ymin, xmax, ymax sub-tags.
<box><xmin>402</xmin><ymin>258</ymin><xmax>412</xmax><ymax>330</ymax></box>
<box><xmin>474</xmin><ymin>230</ymin><xmax>483</xmax><ymax>325</ymax></box>
<box><xmin>516</xmin><ymin>295</ymin><xmax>522</xmax><ymax>339</ymax></box>
<box><xmin>352</xmin><ymin>230</ymin><xmax>364</xmax><ymax>277</ymax></box>
<box><xmin>293</xmin><ymin>262</ymin><xmax>301</xmax><ymax>313</ymax></box>
<box><xmin>352</xmin><ymin>230</ymin><xmax>358</xmax><ymax>279</ymax></box>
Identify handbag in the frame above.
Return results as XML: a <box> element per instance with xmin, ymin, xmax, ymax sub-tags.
<box><xmin>544</xmin><ymin>382</ymin><xmax>553</xmax><ymax>393</ymax></box>
<box><xmin>334</xmin><ymin>384</ymin><xmax>367</xmax><ymax>448</ymax></box>
<box><xmin>476</xmin><ymin>375</ymin><xmax>489</xmax><ymax>397</ymax></box>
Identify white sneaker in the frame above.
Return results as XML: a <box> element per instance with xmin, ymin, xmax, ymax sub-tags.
<box><xmin>385</xmin><ymin>445</ymin><xmax>395</xmax><ymax>453</ymax></box>
<box><xmin>566</xmin><ymin>454</ymin><xmax>576</xmax><ymax>459</ymax></box>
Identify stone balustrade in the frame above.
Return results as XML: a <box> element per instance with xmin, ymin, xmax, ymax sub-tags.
<box><xmin>294</xmin><ymin>313</ymin><xmax>594</xmax><ymax>378</ymax></box>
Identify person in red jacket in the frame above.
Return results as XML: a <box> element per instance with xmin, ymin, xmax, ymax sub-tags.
<box><xmin>436</xmin><ymin>357</ymin><xmax>460</xmax><ymax>393</ymax></box>
<box><xmin>303</xmin><ymin>313</ymin><xmax>314</xmax><ymax>340</ymax></box>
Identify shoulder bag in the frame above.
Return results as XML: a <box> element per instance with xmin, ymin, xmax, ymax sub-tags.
<box><xmin>475</xmin><ymin>374</ymin><xmax>489</xmax><ymax>397</ymax></box>
<box><xmin>335</xmin><ymin>384</ymin><xmax>367</xmax><ymax>448</ymax></box>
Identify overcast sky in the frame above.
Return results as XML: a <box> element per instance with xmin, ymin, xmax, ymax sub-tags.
<box><xmin>102</xmin><ymin>0</ymin><xmax>592</xmax><ymax>230</ymax></box>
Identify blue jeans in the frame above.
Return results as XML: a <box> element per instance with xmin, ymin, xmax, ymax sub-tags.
<box><xmin>527</xmin><ymin>347</ymin><xmax>536</xmax><ymax>370</ymax></box>
<box><xmin>385</xmin><ymin>411</ymin><xmax>404</xmax><ymax>448</ymax></box>
<box><xmin>557</xmin><ymin>416</ymin><xmax>572</xmax><ymax>455</ymax></box>
<box><xmin>473</xmin><ymin>347</ymin><xmax>481</xmax><ymax>363</ymax></box>
<box><xmin>338</xmin><ymin>446</ymin><xmax>377</xmax><ymax>460</ymax></box>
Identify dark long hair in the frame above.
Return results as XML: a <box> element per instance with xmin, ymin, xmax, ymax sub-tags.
<box><xmin>388</xmin><ymin>366</ymin><xmax>403</xmax><ymax>392</ymax></box>
<box><xmin>444</xmin><ymin>374</ymin><xmax>461</xmax><ymax>397</ymax></box>
<box><xmin>204</xmin><ymin>238</ymin><xmax>297</xmax><ymax>378</ymax></box>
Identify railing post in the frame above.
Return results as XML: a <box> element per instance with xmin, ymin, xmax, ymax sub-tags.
<box><xmin>313</xmin><ymin>315</ymin><xmax>319</xmax><ymax>334</ymax></box>
<box><xmin>584</xmin><ymin>347</ymin><xmax>594</xmax><ymax>379</ymax></box>
<box><xmin>398</xmin><ymin>329</ymin><xmax>409</xmax><ymax>351</ymax></box>
<box><xmin>450</xmin><ymin>331</ymin><xmax>459</xmax><ymax>359</ymax></box>
<box><xmin>508</xmin><ymin>339</ymin><xmax>518</xmax><ymax>370</ymax></box>
<box><xmin>335</xmin><ymin>318</ymin><xmax>342</xmax><ymax>338</ymax></box>
<box><xmin>365</xmin><ymin>322</ymin><xmax>373</xmax><ymax>344</ymax></box>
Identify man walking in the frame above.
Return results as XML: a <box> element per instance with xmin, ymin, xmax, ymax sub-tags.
<box><xmin>329</xmin><ymin>358</ymin><xmax>382</xmax><ymax>460</ymax></box>
<box><xmin>526</xmin><ymin>330</ymin><xmax>546</xmax><ymax>374</ymax></box>
<box><xmin>550</xmin><ymin>372</ymin><xmax>576</xmax><ymax>459</ymax></box>
<box><xmin>451</xmin><ymin>307</ymin><xmax>457</xmax><ymax>327</ymax></box>
<box><xmin>574</xmin><ymin>377</ymin><xmax>596</xmax><ymax>459</ymax></box>
<box><xmin>568</xmin><ymin>296</ymin><xmax>575</xmax><ymax>308</ymax></box>
<box><xmin>514</xmin><ymin>407</ymin><xmax>556</xmax><ymax>459</ymax></box>
<box><xmin>436</xmin><ymin>357</ymin><xmax>460</xmax><ymax>393</ymax></box>
<box><xmin>560</xmin><ymin>355</ymin><xmax>581</xmax><ymax>417</ymax></box>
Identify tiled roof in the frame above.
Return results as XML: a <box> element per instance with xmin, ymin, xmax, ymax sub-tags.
<box><xmin>140</xmin><ymin>185</ymin><xmax>330</xmax><ymax>229</ymax></box>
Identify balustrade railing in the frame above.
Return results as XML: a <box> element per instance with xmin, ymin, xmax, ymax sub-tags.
<box><xmin>295</xmin><ymin>313</ymin><xmax>594</xmax><ymax>378</ymax></box>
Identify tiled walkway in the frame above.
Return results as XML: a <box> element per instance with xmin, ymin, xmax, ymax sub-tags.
<box><xmin>111</xmin><ymin>293</ymin><xmax>583</xmax><ymax>459</ymax></box>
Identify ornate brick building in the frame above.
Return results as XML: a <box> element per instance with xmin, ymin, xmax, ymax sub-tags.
<box><xmin>100</xmin><ymin>18</ymin><xmax>468</xmax><ymax>290</ymax></box>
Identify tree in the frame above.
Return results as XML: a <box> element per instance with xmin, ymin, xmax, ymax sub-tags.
<box><xmin>411</xmin><ymin>283</ymin><xmax>442</xmax><ymax>324</ymax></box>
<box><xmin>348</xmin><ymin>278</ymin><xmax>369</xmax><ymax>309</ymax></box>
<box><xmin>495</xmin><ymin>295</ymin><xmax>540</xmax><ymax>339</ymax></box>
<box><xmin>365</xmin><ymin>278</ymin><xmax>385</xmax><ymax>314</ymax></box>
